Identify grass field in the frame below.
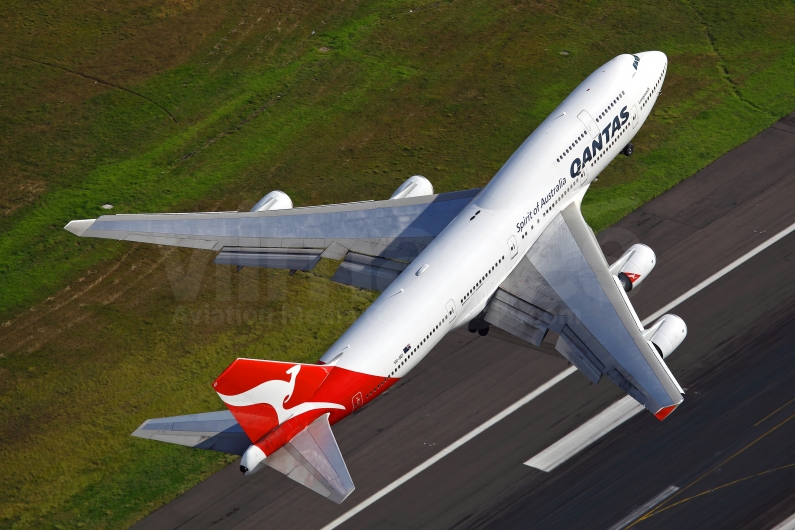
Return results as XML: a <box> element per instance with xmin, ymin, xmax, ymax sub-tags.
<box><xmin>1</xmin><ymin>0</ymin><xmax>795</xmax><ymax>527</ymax></box>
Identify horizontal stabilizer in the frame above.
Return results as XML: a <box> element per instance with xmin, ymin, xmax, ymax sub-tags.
<box><xmin>131</xmin><ymin>410</ymin><xmax>250</xmax><ymax>455</ymax></box>
<box><xmin>266</xmin><ymin>413</ymin><xmax>355</xmax><ymax>503</ymax></box>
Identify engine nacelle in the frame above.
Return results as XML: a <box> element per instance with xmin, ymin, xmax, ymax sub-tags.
<box><xmin>609</xmin><ymin>243</ymin><xmax>656</xmax><ymax>292</ymax></box>
<box><xmin>643</xmin><ymin>314</ymin><xmax>687</xmax><ymax>359</ymax></box>
<box><xmin>251</xmin><ymin>190</ymin><xmax>293</xmax><ymax>212</ymax></box>
<box><xmin>390</xmin><ymin>175</ymin><xmax>433</xmax><ymax>200</ymax></box>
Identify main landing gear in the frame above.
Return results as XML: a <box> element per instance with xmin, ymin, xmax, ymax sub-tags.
<box><xmin>468</xmin><ymin>318</ymin><xmax>490</xmax><ymax>336</ymax></box>
<box><xmin>622</xmin><ymin>143</ymin><xmax>634</xmax><ymax>157</ymax></box>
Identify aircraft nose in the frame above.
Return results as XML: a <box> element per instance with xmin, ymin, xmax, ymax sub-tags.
<box><xmin>632</xmin><ymin>51</ymin><xmax>667</xmax><ymax>81</ymax></box>
<box><xmin>638</xmin><ymin>51</ymin><xmax>667</xmax><ymax>72</ymax></box>
<box><xmin>651</xmin><ymin>51</ymin><xmax>667</xmax><ymax>73</ymax></box>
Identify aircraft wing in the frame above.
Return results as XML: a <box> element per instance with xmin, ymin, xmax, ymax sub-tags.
<box><xmin>65</xmin><ymin>188</ymin><xmax>479</xmax><ymax>291</ymax></box>
<box><xmin>485</xmin><ymin>203</ymin><xmax>683</xmax><ymax>420</ymax></box>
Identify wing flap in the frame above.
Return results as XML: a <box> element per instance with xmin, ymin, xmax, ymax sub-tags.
<box><xmin>331</xmin><ymin>252</ymin><xmax>409</xmax><ymax>291</ymax></box>
<box><xmin>214</xmin><ymin>247</ymin><xmax>322</xmax><ymax>271</ymax></box>
<box><xmin>484</xmin><ymin>289</ymin><xmax>551</xmax><ymax>346</ymax></box>
<box><xmin>556</xmin><ymin>325</ymin><xmax>605</xmax><ymax>384</ymax></box>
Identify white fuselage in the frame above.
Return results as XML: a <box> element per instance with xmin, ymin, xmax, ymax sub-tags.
<box><xmin>319</xmin><ymin>52</ymin><xmax>668</xmax><ymax>381</ymax></box>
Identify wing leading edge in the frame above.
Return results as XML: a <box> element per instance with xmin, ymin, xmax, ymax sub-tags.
<box><xmin>486</xmin><ymin>203</ymin><xmax>683</xmax><ymax>419</ymax></box>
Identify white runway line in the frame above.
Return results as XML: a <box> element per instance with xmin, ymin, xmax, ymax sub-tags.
<box><xmin>524</xmin><ymin>395</ymin><xmax>644</xmax><ymax>472</ymax></box>
<box><xmin>319</xmin><ymin>366</ymin><xmax>578</xmax><ymax>530</ymax></box>
<box><xmin>641</xmin><ymin>220</ymin><xmax>795</xmax><ymax>325</ymax></box>
<box><xmin>320</xmin><ymin>221</ymin><xmax>795</xmax><ymax>529</ymax></box>
<box><xmin>772</xmin><ymin>512</ymin><xmax>795</xmax><ymax>530</ymax></box>
<box><xmin>607</xmin><ymin>485</ymin><xmax>679</xmax><ymax>530</ymax></box>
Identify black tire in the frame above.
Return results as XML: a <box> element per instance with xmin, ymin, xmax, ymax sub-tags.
<box><xmin>478</xmin><ymin>327</ymin><xmax>490</xmax><ymax>336</ymax></box>
<box><xmin>622</xmin><ymin>143</ymin><xmax>634</xmax><ymax>157</ymax></box>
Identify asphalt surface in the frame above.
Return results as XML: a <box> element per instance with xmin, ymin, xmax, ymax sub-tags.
<box><xmin>133</xmin><ymin>111</ymin><xmax>795</xmax><ymax>530</ymax></box>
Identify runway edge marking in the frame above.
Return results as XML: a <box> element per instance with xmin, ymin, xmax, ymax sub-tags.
<box><xmin>524</xmin><ymin>395</ymin><xmax>644</xmax><ymax>472</ymax></box>
<box><xmin>321</xmin><ymin>220</ymin><xmax>795</xmax><ymax>529</ymax></box>
<box><xmin>641</xmin><ymin>219</ymin><xmax>795</xmax><ymax>325</ymax></box>
<box><xmin>607</xmin><ymin>486</ymin><xmax>679</xmax><ymax>530</ymax></box>
<box><xmin>771</xmin><ymin>511</ymin><xmax>795</xmax><ymax>530</ymax></box>
<box><xmin>319</xmin><ymin>366</ymin><xmax>578</xmax><ymax>530</ymax></box>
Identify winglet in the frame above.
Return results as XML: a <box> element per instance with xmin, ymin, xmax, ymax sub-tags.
<box><xmin>65</xmin><ymin>219</ymin><xmax>96</xmax><ymax>237</ymax></box>
<box><xmin>654</xmin><ymin>404</ymin><xmax>678</xmax><ymax>421</ymax></box>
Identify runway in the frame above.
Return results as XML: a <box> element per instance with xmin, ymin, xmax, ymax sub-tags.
<box><xmin>134</xmin><ymin>111</ymin><xmax>795</xmax><ymax>530</ymax></box>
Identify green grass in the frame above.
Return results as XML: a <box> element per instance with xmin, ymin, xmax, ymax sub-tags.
<box><xmin>1</xmin><ymin>0</ymin><xmax>795</xmax><ymax>527</ymax></box>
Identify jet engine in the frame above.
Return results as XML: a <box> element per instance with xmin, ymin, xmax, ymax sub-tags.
<box><xmin>390</xmin><ymin>175</ymin><xmax>434</xmax><ymax>200</ymax></box>
<box><xmin>609</xmin><ymin>243</ymin><xmax>656</xmax><ymax>292</ymax></box>
<box><xmin>251</xmin><ymin>190</ymin><xmax>293</xmax><ymax>212</ymax></box>
<box><xmin>643</xmin><ymin>314</ymin><xmax>687</xmax><ymax>359</ymax></box>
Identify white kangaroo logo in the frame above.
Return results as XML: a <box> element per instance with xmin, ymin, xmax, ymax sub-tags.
<box><xmin>217</xmin><ymin>365</ymin><xmax>344</xmax><ymax>424</ymax></box>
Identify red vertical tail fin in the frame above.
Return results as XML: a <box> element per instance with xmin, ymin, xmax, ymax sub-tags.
<box><xmin>212</xmin><ymin>359</ymin><xmax>343</xmax><ymax>443</ymax></box>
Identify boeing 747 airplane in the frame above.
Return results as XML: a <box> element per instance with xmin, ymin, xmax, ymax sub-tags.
<box><xmin>66</xmin><ymin>51</ymin><xmax>686</xmax><ymax>503</ymax></box>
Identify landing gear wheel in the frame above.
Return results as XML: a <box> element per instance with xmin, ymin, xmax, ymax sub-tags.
<box><xmin>478</xmin><ymin>326</ymin><xmax>490</xmax><ymax>336</ymax></box>
<box><xmin>622</xmin><ymin>143</ymin><xmax>634</xmax><ymax>157</ymax></box>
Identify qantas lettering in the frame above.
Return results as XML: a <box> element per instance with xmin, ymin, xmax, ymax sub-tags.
<box><xmin>620</xmin><ymin>105</ymin><xmax>630</xmax><ymax>125</ymax></box>
<box><xmin>571</xmin><ymin>105</ymin><xmax>629</xmax><ymax>176</ymax></box>
<box><xmin>570</xmin><ymin>157</ymin><xmax>581</xmax><ymax>178</ymax></box>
